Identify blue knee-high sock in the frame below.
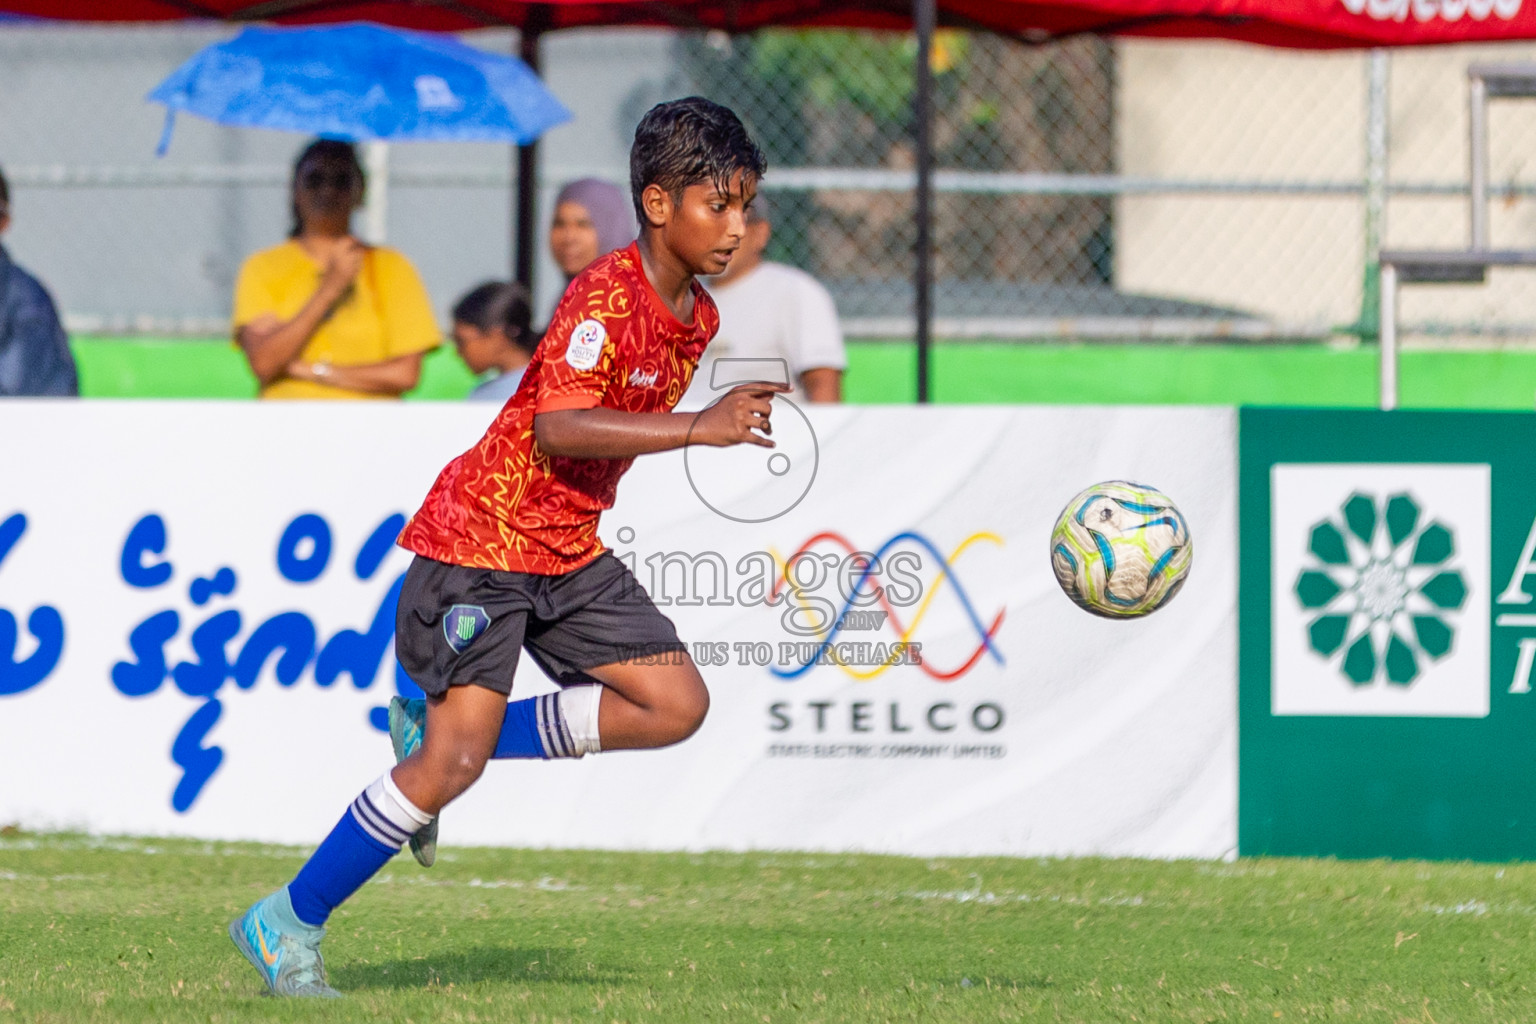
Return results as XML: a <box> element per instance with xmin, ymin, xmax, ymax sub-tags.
<box><xmin>288</xmin><ymin>810</ymin><xmax>395</xmax><ymax>926</ymax></box>
<box><xmin>287</xmin><ymin>776</ymin><xmax>428</xmax><ymax>926</ymax></box>
<box><xmin>493</xmin><ymin>693</ymin><xmax>562</xmax><ymax>759</ymax></box>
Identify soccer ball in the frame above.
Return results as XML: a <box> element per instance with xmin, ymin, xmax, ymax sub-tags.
<box><xmin>1050</xmin><ymin>480</ymin><xmax>1193</xmax><ymax>618</ymax></box>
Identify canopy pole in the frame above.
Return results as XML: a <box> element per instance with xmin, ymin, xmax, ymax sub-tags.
<box><xmin>914</xmin><ymin>0</ymin><xmax>935</xmax><ymax>403</ymax></box>
<box><xmin>514</xmin><ymin>12</ymin><xmax>549</xmax><ymax>291</ymax></box>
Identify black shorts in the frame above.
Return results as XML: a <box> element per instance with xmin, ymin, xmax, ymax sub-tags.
<box><xmin>394</xmin><ymin>552</ymin><xmax>688</xmax><ymax>698</ymax></box>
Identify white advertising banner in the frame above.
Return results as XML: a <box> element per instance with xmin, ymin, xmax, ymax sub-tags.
<box><xmin>0</xmin><ymin>401</ymin><xmax>1237</xmax><ymax>858</ymax></box>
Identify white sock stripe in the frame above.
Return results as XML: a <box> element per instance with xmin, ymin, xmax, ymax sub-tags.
<box><xmin>353</xmin><ymin>796</ymin><xmax>412</xmax><ymax>846</ymax></box>
<box><xmin>533</xmin><ymin>695</ymin><xmax>552</xmax><ymax>756</ymax></box>
<box><xmin>583</xmin><ymin>685</ymin><xmax>602</xmax><ymax>755</ymax></box>
<box><xmin>351</xmin><ymin>794</ymin><xmax>410</xmax><ymax>847</ymax></box>
<box><xmin>381</xmin><ymin>770</ymin><xmax>433</xmax><ymax>828</ymax></box>
<box><xmin>553</xmin><ymin>697</ymin><xmax>576</xmax><ymax>754</ymax></box>
<box><xmin>352</xmin><ymin>774</ymin><xmax>432</xmax><ymax>850</ymax></box>
<box><xmin>357</xmin><ymin>793</ymin><xmax>412</xmax><ymax>844</ymax></box>
<box><xmin>560</xmin><ymin>684</ymin><xmax>604</xmax><ymax>757</ymax></box>
<box><xmin>533</xmin><ymin>694</ymin><xmax>555</xmax><ymax>757</ymax></box>
<box><xmin>536</xmin><ymin>694</ymin><xmax>570</xmax><ymax>758</ymax></box>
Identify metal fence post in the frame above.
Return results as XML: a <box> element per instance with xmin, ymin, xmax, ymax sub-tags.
<box><xmin>1379</xmin><ymin>261</ymin><xmax>1398</xmax><ymax>411</ymax></box>
<box><xmin>1470</xmin><ymin>73</ymin><xmax>1489</xmax><ymax>250</ymax></box>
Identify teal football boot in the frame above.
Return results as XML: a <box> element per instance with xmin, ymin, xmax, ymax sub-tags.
<box><xmin>229</xmin><ymin>887</ymin><xmax>341</xmax><ymax>998</ymax></box>
<box><xmin>388</xmin><ymin>696</ymin><xmax>436</xmax><ymax>867</ymax></box>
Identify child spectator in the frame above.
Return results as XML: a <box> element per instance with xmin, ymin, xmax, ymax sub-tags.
<box><xmin>451</xmin><ymin>281</ymin><xmax>537</xmax><ymax>404</ymax></box>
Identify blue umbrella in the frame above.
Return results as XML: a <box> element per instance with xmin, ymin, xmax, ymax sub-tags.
<box><xmin>148</xmin><ymin>22</ymin><xmax>572</xmax><ymax>153</ymax></box>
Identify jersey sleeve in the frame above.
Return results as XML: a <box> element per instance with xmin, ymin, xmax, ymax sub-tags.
<box><xmin>533</xmin><ymin>273</ymin><xmax>631</xmax><ymax>414</ymax></box>
<box><xmin>371</xmin><ymin>249</ymin><xmax>441</xmax><ymax>358</ymax></box>
<box><xmin>231</xmin><ymin>252</ymin><xmax>280</xmax><ymax>332</ymax></box>
<box><xmin>789</xmin><ymin>271</ymin><xmax>847</xmax><ymax>373</ymax></box>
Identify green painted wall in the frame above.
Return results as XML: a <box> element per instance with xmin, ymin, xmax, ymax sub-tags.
<box><xmin>842</xmin><ymin>343</ymin><xmax>1536</xmax><ymax>409</ymax></box>
<box><xmin>67</xmin><ymin>336</ymin><xmax>1536</xmax><ymax>409</ymax></box>
<box><xmin>71</xmin><ymin>337</ymin><xmax>477</xmax><ymax>401</ymax></box>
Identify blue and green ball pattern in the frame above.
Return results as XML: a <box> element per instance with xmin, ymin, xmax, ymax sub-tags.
<box><xmin>1051</xmin><ymin>480</ymin><xmax>1193</xmax><ymax>618</ymax></box>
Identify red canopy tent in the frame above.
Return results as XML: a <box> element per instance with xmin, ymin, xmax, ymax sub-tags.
<box><xmin>5</xmin><ymin>0</ymin><xmax>1536</xmax><ymax>47</ymax></box>
<box><xmin>6</xmin><ymin>0</ymin><xmax>1536</xmax><ymax>397</ymax></box>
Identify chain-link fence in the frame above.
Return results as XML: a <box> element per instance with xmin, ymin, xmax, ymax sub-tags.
<box><xmin>2</xmin><ymin>23</ymin><xmax>1535</xmax><ymax>343</ymax></box>
<box><xmin>686</xmin><ymin>30</ymin><xmax>1126</xmax><ymax>334</ymax></box>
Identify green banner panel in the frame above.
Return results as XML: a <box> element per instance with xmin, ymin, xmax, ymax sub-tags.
<box><xmin>1240</xmin><ymin>408</ymin><xmax>1536</xmax><ymax>859</ymax></box>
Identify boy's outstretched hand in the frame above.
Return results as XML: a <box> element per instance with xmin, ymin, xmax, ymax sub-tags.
<box><xmin>690</xmin><ymin>383</ymin><xmax>789</xmax><ymax>448</ymax></box>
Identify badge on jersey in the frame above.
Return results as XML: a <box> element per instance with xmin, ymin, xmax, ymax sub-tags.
<box><xmin>565</xmin><ymin>318</ymin><xmax>607</xmax><ymax>371</ymax></box>
<box><xmin>443</xmin><ymin>604</ymin><xmax>491</xmax><ymax>653</ymax></box>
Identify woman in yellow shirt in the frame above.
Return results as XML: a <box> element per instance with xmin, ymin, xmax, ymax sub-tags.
<box><xmin>233</xmin><ymin>139</ymin><xmax>439</xmax><ymax>399</ymax></box>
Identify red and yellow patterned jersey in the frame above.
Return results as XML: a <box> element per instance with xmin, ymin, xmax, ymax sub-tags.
<box><xmin>400</xmin><ymin>243</ymin><xmax>718</xmax><ymax>574</ymax></box>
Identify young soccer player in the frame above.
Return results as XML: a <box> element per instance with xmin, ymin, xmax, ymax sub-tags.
<box><xmin>230</xmin><ymin>97</ymin><xmax>771</xmax><ymax>998</ymax></box>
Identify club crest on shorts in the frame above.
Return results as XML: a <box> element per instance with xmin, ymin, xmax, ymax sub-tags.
<box><xmin>443</xmin><ymin>604</ymin><xmax>491</xmax><ymax>653</ymax></box>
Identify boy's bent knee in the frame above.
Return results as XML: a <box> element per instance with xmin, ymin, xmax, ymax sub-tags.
<box><xmin>665</xmin><ymin>687</ymin><xmax>709</xmax><ymax>744</ymax></box>
<box><xmin>450</xmin><ymin>750</ymin><xmax>488</xmax><ymax>788</ymax></box>
<box><xmin>423</xmin><ymin>741</ymin><xmax>489</xmax><ymax>798</ymax></box>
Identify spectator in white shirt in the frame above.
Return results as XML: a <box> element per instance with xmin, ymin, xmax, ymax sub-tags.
<box><xmin>683</xmin><ymin>194</ymin><xmax>846</xmax><ymax>409</ymax></box>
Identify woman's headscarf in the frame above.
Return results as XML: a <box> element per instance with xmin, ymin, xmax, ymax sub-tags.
<box><xmin>554</xmin><ymin>178</ymin><xmax>636</xmax><ymax>261</ymax></box>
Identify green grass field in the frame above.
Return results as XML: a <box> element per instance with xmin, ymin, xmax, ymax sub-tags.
<box><xmin>5</xmin><ymin>831</ymin><xmax>1535</xmax><ymax>1023</ymax></box>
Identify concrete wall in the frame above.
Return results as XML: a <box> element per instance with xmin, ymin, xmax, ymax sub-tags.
<box><xmin>1116</xmin><ymin>39</ymin><xmax>1536</xmax><ymax>337</ymax></box>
